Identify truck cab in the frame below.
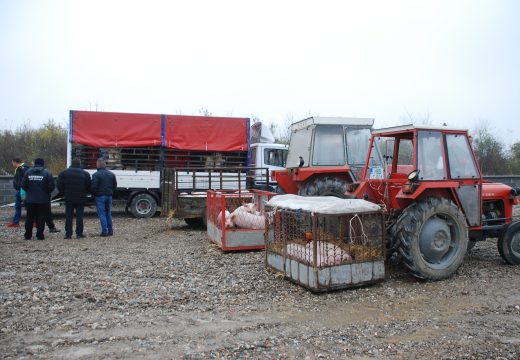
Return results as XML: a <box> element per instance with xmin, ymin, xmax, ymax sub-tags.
<box><xmin>250</xmin><ymin>142</ymin><xmax>288</xmax><ymax>191</ymax></box>
<box><xmin>249</xmin><ymin>122</ymin><xmax>288</xmax><ymax>191</ymax></box>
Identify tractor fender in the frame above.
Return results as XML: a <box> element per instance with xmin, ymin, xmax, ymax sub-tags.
<box><xmin>396</xmin><ymin>181</ymin><xmax>460</xmax><ymax>201</ymax></box>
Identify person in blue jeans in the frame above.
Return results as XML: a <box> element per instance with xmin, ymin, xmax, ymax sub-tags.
<box><xmin>91</xmin><ymin>158</ymin><xmax>117</xmax><ymax>237</ymax></box>
<box><xmin>7</xmin><ymin>158</ymin><xmax>29</xmax><ymax>228</ymax></box>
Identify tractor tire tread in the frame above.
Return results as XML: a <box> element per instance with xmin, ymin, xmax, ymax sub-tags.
<box><xmin>391</xmin><ymin>197</ymin><xmax>468</xmax><ymax>281</ymax></box>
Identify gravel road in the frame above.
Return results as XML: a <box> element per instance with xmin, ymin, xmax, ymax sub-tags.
<box><xmin>1</xmin><ymin>206</ymin><xmax>519</xmax><ymax>359</ymax></box>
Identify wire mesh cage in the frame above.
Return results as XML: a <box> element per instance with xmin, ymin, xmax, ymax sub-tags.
<box><xmin>265</xmin><ymin>206</ymin><xmax>385</xmax><ymax>292</ymax></box>
<box><xmin>207</xmin><ymin>190</ymin><xmax>277</xmax><ymax>251</ymax></box>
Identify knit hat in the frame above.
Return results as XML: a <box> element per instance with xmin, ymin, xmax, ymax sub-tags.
<box><xmin>34</xmin><ymin>158</ymin><xmax>45</xmax><ymax>167</ymax></box>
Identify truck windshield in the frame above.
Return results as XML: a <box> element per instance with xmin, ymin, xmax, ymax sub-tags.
<box><xmin>263</xmin><ymin>148</ymin><xmax>287</xmax><ymax>167</ymax></box>
<box><xmin>346</xmin><ymin>128</ymin><xmax>371</xmax><ymax>165</ymax></box>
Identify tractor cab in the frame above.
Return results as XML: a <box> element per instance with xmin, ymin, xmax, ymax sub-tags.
<box><xmin>348</xmin><ymin>125</ymin><xmax>482</xmax><ymax>225</ymax></box>
<box><xmin>346</xmin><ymin>125</ymin><xmax>520</xmax><ymax>280</ymax></box>
<box><xmin>274</xmin><ymin>116</ymin><xmax>374</xmax><ymax>196</ymax></box>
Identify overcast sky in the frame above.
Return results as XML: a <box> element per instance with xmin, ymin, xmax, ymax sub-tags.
<box><xmin>1</xmin><ymin>0</ymin><xmax>519</xmax><ymax>144</ymax></box>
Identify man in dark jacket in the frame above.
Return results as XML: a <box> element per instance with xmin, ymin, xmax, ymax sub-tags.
<box><xmin>91</xmin><ymin>158</ymin><xmax>117</xmax><ymax>237</ymax></box>
<box><xmin>21</xmin><ymin>158</ymin><xmax>55</xmax><ymax>240</ymax></box>
<box><xmin>7</xmin><ymin>158</ymin><xmax>29</xmax><ymax>227</ymax></box>
<box><xmin>57</xmin><ymin>159</ymin><xmax>92</xmax><ymax>239</ymax></box>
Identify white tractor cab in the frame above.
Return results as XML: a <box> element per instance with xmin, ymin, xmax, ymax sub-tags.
<box><xmin>273</xmin><ymin>117</ymin><xmax>374</xmax><ymax>196</ymax></box>
<box><xmin>249</xmin><ymin>122</ymin><xmax>288</xmax><ymax>191</ymax></box>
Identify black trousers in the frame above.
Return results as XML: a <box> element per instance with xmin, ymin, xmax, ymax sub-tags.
<box><xmin>65</xmin><ymin>201</ymin><xmax>85</xmax><ymax>237</ymax></box>
<box><xmin>45</xmin><ymin>203</ymin><xmax>56</xmax><ymax>230</ymax></box>
<box><xmin>25</xmin><ymin>203</ymin><xmax>47</xmax><ymax>239</ymax></box>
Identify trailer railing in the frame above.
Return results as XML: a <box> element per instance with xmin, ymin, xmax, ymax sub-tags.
<box><xmin>160</xmin><ymin>167</ymin><xmax>270</xmax><ymax>217</ymax></box>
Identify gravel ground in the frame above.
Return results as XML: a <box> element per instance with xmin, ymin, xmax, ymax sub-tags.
<box><xmin>1</xmin><ymin>205</ymin><xmax>520</xmax><ymax>359</ymax></box>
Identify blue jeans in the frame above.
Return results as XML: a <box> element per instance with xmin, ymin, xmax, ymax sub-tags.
<box><xmin>95</xmin><ymin>195</ymin><xmax>113</xmax><ymax>235</ymax></box>
<box><xmin>12</xmin><ymin>191</ymin><xmax>22</xmax><ymax>224</ymax></box>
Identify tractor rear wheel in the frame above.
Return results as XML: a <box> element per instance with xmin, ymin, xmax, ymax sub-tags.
<box><xmin>391</xmin><ymin>197</ymin><xmax>468</xmax><ymax>281</ymax></box>
<box><xmin>298</xmin><ymin>176</ymin><xmax>349</xmax><ymax>198</ymax></box>
<box><xmin>497</xmin><ymin>222</ymin><xmax>520</xmax><ymax>265</ymax></box>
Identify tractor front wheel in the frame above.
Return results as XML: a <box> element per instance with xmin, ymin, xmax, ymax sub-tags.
<box><xmin>497</xmin><ymin>222</ymin><xmax>520</xmax><ymax>265</ymax></box>
<box><xmin>298</xmin><ymin>176</ymin><xmax>349</xmax><ymax>198</ymax></box>
<box><xmin>391</xmin><ymin>197</ymin><xmax>468</xmax><ymax>281</ymax></box>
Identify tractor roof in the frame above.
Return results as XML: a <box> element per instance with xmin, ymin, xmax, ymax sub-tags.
<box><xmin>291</xmin><ymin>117</ymin><xmax>374</xmax><ymax>131</ymax></box>
<box><xmin>372</xmin><ymin>124</ymin><xmax>469</xmax><ymax>136</ymax></box>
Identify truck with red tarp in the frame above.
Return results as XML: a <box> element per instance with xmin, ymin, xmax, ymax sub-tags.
<box><xmin>67</xmin><ymin>110</ymin><xmax>287</xmax><ymax>221</ymax></box>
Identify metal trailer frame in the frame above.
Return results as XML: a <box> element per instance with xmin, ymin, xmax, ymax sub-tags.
<box><xmin>161</xmin><ymin>167</ymin><xmax>270</xmax><ymax>220</ymax></box>
<box><xmin>265</xmin><ymin>207</ymin><xmax>386</xmax><ymax>292</ymax></box>
<box><xmin>207</xmin><ymin>189</ymin><xmax>277</xmax><ymax>251</ymax></box>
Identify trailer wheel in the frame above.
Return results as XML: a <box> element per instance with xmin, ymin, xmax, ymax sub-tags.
<box><xmin>298</xmin><ymin>176</ymin><xmax>348</xmax><ymax>198</ymax></box>
<box><xmin>497</xmin><ymin>222</ymin><xmax>520</xmax><ymax>265</ymax></box>
<box><xmin>184</xmin><ymin>218</ymin><xmax>204</xmax><ymax>227</ymax></box>
<box><xmin>391</xmin><ymin>197</ymin><xmax>468</xmax><ymax>281</ymax></box>
<box><xmin>130</xmin><ymin>193</ymin><xmax>157</xmax><ymax>219</ymax></box>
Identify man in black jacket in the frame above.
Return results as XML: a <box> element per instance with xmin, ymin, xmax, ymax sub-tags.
<box><xmin>57</xmin><ymin>159</ymin><xmax>92</xmax><ymax>239</ymax></box>
<box><xmin>7</xmin><ymin>158</ymin><xmax>29</xmax><ymax>227</ymax></box>
<box><xmin>91</xmin><ymin>158</ymin><xmax>117</xmax><ymax>236</ymax></box>
<box><xmin>21</xmin><ymin>158</ymin><xmax>55</xmax><ymax>240</ymax></box>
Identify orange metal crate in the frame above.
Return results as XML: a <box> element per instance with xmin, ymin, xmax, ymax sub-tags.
<box><xmin>207</xmin><ymin>189</ymin><xmax>277</xmax><ymax>251</ymax></box>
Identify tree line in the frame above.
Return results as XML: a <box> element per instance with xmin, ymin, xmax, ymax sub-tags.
<box><xmin>0</xmin><ymin>119</ymin><xmax>518</xmax><ymax>176</ymax></box>
<box><xmin>0</xmin><ymin>120</ymin><xmax>67</xmax><ymax>176</ymax></box>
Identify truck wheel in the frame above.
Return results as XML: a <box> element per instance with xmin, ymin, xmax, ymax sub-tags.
<box><xmin>298</xmin><ymin>176</ymin><xmax>348</xmax><ymax>198</ymax></box>
<box><xmin>391</xmin><ymin>197</ymin><xmax>468</xmax><ymax>281</ymax></box>
<box><xmin>497</xmin><ymin>222</ymin><xmax>520</xmax><ymax>265</ymax></box>
<box><xmin>130</xmin><ymin>193</ymin><xmax>157</xmax><ymax>219</ymax></box>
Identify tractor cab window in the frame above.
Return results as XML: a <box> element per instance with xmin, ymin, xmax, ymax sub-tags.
<box><xmin>417</xmin><ymin>131</ymin><xmax>446</xmax><ymax>180</ymax></box>
<box><xmin>397</xmin><ymin>139</ymin><xmax>413</xmax><ymax>166</ymax></box>
<box><xmin>446</xmin><ymin>134</ymin><xmax>479</xmax><ymax>179</ymax></box>
<box><xmin>263</xmin><ymin>148</ymin><xmax>287</xmax><ymax>167</ymax></box>
<box><xmin>312</xmin><ymin>125</ymin><xmax>346</xmax><ymax>166</ymax></box>
<box><xmin>346</xmin><ymin>128</ymin><xmax>371</xmax><ymax>165</ymax></box>
<box><xmin>366</xmin><ymin>137</ymin><xmax>385</xmax><ymax>179</ymax></box>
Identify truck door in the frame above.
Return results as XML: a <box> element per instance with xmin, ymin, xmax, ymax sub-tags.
<box><xmin>255</xmin><ymin>145</ymin><xmax>288</xmax><ymax>188</ymax></box>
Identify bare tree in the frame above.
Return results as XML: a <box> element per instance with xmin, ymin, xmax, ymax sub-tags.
<box><xmin>508</xmin><ymin>141</ymin><xmax>520</xmax><ymax>174</ymax></box>
<box><xmin>250</xmin><ymin>115</ymin><xmax>261</xmax><ymax>124</ymax></box>
<box><xmin>198</xmin><ymin>108</ymin><xmax>212</xmax><ymax>117</ymax></box>
<box><xmin>400</xmin><ymin>109</ymin><xmax>432</xmax><ymax>125</ymax></box>
<box><xmin>267</xmin><ymin>115</ymin><xmax>292</xmax><ymax>144</ymax></box>
<box><xmin>471</xmin><ymin>120</ymin><xmax>508</xmax><ymax>175</ymax></box>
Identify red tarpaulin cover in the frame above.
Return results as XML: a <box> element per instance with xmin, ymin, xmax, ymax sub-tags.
<box><xmin>71</xmin><ymin>111</ymin><xmax>162</xmax><ymax>147</ymax></box>
<box><xmin>164</xmin><ymin>115</ymin><xmax>248</xmax><ymax>151</ymax></box>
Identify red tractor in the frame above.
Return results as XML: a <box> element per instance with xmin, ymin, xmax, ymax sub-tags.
<box><xmin>273</xmin><ymin>116</ymin><xmax>374</xmax><ymax>196</ymax></box>
<box><xmin>345</xmin><ymin>125</ymin><xmax>520</xmax><ymax>280</ymax></box>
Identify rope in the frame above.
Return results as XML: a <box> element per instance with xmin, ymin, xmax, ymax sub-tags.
<box><xmin>349</xmin><ymin>214</ymin><xmax>369</xmax><ymax>245</ymax></box>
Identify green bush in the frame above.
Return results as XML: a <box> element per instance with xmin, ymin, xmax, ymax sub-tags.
<box><xmin>0</xmin><ymin>120</ymin><xmax>67</xmax><ymax>176</ymax></box>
